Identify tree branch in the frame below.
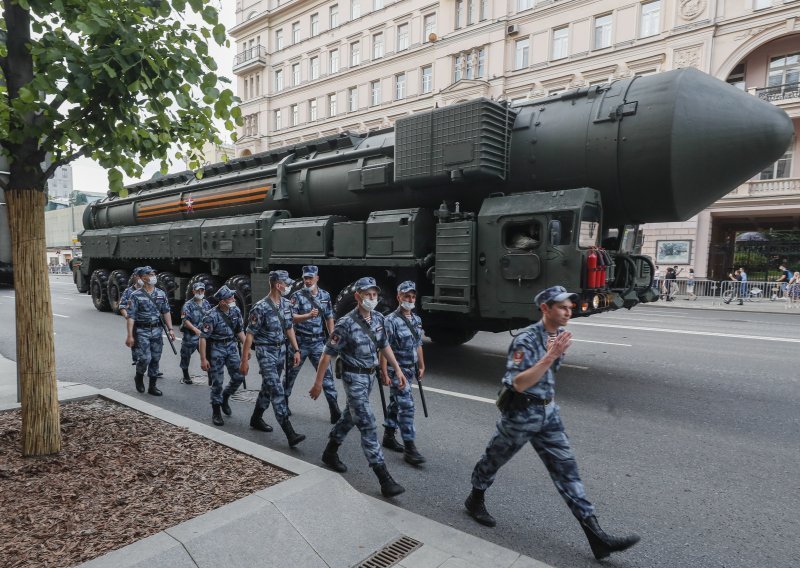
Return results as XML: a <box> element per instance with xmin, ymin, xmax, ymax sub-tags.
<box><xmin>40</xmin><ymin>147</ymin><xmax>91</xmax><ymax>182</ymax></box>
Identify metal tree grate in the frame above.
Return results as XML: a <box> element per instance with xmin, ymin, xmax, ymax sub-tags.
<box><xmin>356</xmin><ymin>536</ymin><xmax>422</xmax><ymax>568</ymax></box>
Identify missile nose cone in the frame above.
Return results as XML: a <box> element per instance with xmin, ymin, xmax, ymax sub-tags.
<box><xmin>618</xmin><ymin>68</ymin><xmax>794</xmax><ymax>223</ymax></box>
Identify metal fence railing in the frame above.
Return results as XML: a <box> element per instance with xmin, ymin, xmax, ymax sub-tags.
<box><xmin>651</xmin><ymin>278</ymin><xmax>799</xmax><ymax>303</ymax></box>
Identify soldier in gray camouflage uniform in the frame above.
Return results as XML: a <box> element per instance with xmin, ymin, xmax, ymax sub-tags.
<box><xmin>310</xmin><ymin>276</ymin><xmax>407</xmax><ymax>498</ymax></box>
<box><xmin>465</xmin><ymin>285</ymin><xmax>640</xmax><ymax>560</ymax></box>
<box><xmin>179</xmin><ymin>281</ymin><xmax>211</xmax><ymax>384</ymax></box>
<box><xmin>118</xmin><ymin>270</ymin><xmax>142</xmax><ymax>366</ymax></box>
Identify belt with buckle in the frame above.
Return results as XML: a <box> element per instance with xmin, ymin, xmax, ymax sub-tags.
<box><xmin>254</xmin><ymin>341</ymin><xmax>283</xmax><ymax>347</ymax></box>
<box><xmin>342</xmin><ymin>364</ymin><xmax>376</xmax><ymax>375</ymax></box>
<box><xmin>134</xmin><ymin>321</ymin><xmax>160</xmax><ymax>328</ymax></box>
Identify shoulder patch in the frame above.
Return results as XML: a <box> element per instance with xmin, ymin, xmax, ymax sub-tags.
<box><xmin>330</xmin><ymin>333</ymin><xmax>340</xmax><ymax>345</ymax></box>
<box><xmin>203</xmin><ymin>322</ymin><xmax>212</xmax><ymax>333</ymax></box>
<box><xmin>512</xmin><ymin>350</ymin><xmax>525</xmax><ymax>366</ymax></box>
<box><xmin>250</xmin><ymin>313</ymin><xmax>258</xmax><ymax>324</ymax></box>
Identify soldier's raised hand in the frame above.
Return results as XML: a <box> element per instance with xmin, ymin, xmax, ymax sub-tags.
<box><xmin>547</xmin><ymin>331</ymin><xmax>572</xmax><ymax>358</ymax></box>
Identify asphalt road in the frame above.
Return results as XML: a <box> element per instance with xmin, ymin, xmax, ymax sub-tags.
<box><xmin>1</xmin><ymin>274</ymin><xmax>799</xmax><ymax>568</ymax></box>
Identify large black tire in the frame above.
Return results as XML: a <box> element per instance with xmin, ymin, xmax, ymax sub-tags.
<box><xmin>224</xmin><ymin>274</ymin><xmax>253</xmax><ymax>319</ymax></box>
<box><xmin>107</xmin><ymin>269</ymin><xmax>130</xmax><ymax>313</ymax></box>
<box><xmin>334</xmin><ymin>281</ymin><xmax>394</xmax><ymax>319</ymax></box>
<box><xmin>186</xmin><ymin>273</ymin><xmax>221</xmax><ymax>306</ymax></box>
<box><xmin>156</xmin><ymin>271</ymin><xmax>181</xmax><ymax>320</ymax></box>
<box><xmin>90</xmin><ymin>269</ymin><xmax>111</xmax><ymax>312</ymax></box>
<box><xmin>73</xmin><ymin>263</ymin><xmax>89</xmax><ymax>293</ymax></box>
<box><xmin>426</xmin><ymin>326</ymin><xmax>477</xmax><ymax>346</ymax></box>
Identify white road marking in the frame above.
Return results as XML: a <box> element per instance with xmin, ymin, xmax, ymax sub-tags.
<box><xmin>572</xmin><ymin>338</ymin><xmax>632</xmax><ymax>347</ymax></box>
<box><xmin>2</xmin><ymin>295</ymin><xmax>14</xmax><ymax>299</ymax></box>
<box><xmin>52</xmin><ymin>313</ymin><xmax>69</xmax><ymax>319</ymax></box>
<box><xmin>411</xmin><ymin>384</ymin><xmax>495</xmax><ymax>405</ymax></box>
<box><xmin>570</xmin><ymin>321</ymin><xmax>800</xmax><ymax>343</ymax></box>
<box><xmin>482</xmin><ymin>352</ymin><xmax>589</xmax><ymax>369</ymax></box>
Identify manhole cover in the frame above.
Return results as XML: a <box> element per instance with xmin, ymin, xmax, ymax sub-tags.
<box><xmin>356</xmin><ymin>536</ymin><xmax>422</xmax><ymax>568</ymax></box>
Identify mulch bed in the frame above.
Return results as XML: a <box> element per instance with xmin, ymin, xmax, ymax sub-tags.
<box><xmin>0</xmin><ymin>398</ymin><xmax>293</xmax><ymax>568</ymax></box>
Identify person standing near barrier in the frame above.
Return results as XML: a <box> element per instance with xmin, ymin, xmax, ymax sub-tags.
<box><xmin>465</xmin><ymin>285</ymin><xmax>640</xmax><ymax>560</ymax></box>
<box><xmin>284</xmin><ymin>265</ymin><xmax>341</xmax><ymax>424</ymax></box>
<box><xmin>179</xmin><ymin>282</ymin><xmax>211</xmax><ymax>384</ymax></box>
<box><xmin>686</xmin><ymin>268</ymin><xmax>696</xmax><ymax>300</ymax></box>
<box><xmin>311</xmin><ymin>276</ymin><xmax>407</xmax><ymax>498</ymax></box>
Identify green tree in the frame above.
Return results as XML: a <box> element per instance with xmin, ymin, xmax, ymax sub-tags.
<box><xmin>0</xmin><ymin>0</ymin><xmax>240</xmax><ymax>456</ymax></box>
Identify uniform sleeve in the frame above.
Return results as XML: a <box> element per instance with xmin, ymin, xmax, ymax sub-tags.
<box><xmin>246</xmin><ymin>306</ymin><xmax>262</xmax><ymax>336</ymax></box>
<box><xmin>127</xmin><ymin>294</ymin><xmax>139</xmax><ymax>321</ymax></box>
<box><xmin>200</xmin><ymin>314</ymin><xmax>214</xmax><ymax>339</ymax></box>
<box><xmin>323</xmin><ymin>292</ymin><xmax>334</xmax><ymax>320</ymax></box>
<box><xmin>507</xmin><ymin>335</ymin><xmax>533</xmax><ymax>372</ymax></box>
<box><xmin>282</xmin><ymin>301</ymin><xmax>293</xmax><ymax>330</ymax></box>
<box><xmin>324</xmin><ymin>320</ymin><xmax>348</xmax><ymax>357</ymax></box>
<box><xmin>414</xmin><ymin>316</ymin><xmax>425</xmax><ymax>349</ymax></box>
<box><xmin>384</xmin><ymin>316</ymin><xmax>397</xmax><ymax>345</ymax></box>
<box><xmin>375</xmin><ymin>315</ymin><xmax>388</xmax><ymax>350</ymax></box>
<box><xmin>180</xmin><ymin>301</ymin><xmax>191</xmax><ymax>324</ymax></box>
<box><xmin>159</xmin><ymin>291</ymin><xmax>170</xmax><ymax>314</ymax></box>
<box><xmin>289</xmin><ymin>293</ymin><xmax>301</xmax><ymax>315</ymax></box>
<box><xmin>232</xmin><ymin>307</ymin><xmax>244</xmax><ymax>334</ymax></box>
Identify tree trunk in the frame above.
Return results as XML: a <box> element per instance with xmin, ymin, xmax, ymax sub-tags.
<box><xmin>7</xmin><ymin>189</ymin><xmax>61</xmax><ymax>456</ymax></box>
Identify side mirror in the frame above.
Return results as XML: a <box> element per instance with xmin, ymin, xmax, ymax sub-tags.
<box><xmin>549</xmin><ymin>220</ymin><xmax>562</xmax><ymax>246</ymax></box>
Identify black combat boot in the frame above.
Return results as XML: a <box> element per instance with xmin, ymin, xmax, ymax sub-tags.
<box><xmin>134</xmin><ymin>372</ymin><xmax>145</xmax><ymax>393</ymax></box>
<box><xmin>382</xmin><ymin>427</ymin><xmax>405</xmax><ymax>452</ymax></box>
<box><xmin>328</xmin><ymin>398</ymin><xmax>342</xmax><ymax>424</ymax></box>
<box><xmin>147</xmin><ymin>377</ymin><xmax>162</xmax><ymax>396</ymax></box>
<box><xmin>212</xmin><ymin>404</ymin><xmax>224</xmax><ymax>426</ymax></box>
<box><xmin>181</xmin><ymin>369</ymin><xmax>193</xmax><ymax>385</ymax></box>
<box><xmin>321</xmin><ymin>439</ymin><xmax>347</xmax><ymax>472</ymax></box>
<box><xmin>221</xmin><ymin>392</ymin><xmax>232</xmax><ymax>416</ymax></box>
<box><xmin>372</xmin><ymin>463</ymin><xmax>405</xmax><ymax>498</ymax></box>
<box><xmin>403</xmin><ymin>440</ymin><xmax>426</xmax><ymax>466</ymax></box>
<box><xmin>249</xmin><ymin>406</ymin><xmax>273</xmax><ymax>432</ymax></box>
<box><xmin>579</xmin><ymin>515</ymin><xmax>640</xmax><ymax>560</ymax></box>
<box><xmin>280</xmin><ymin>419</ymin><xmax>306</xmax><ymax>447</ymax></box>
<box><xmin>464</xmin><ymin>488</ymin><xmax>496</xmax><ymax>527</ymax></box>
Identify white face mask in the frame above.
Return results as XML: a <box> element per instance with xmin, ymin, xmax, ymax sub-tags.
<box><xmin>135</xmin><ymin>279</ymin><xmax>143</xmax><ymax>288</ymax></box>
<box><xmin>361</xmin><ymin>297</ymin><xmax>378</xmax><ymax>311</ymax></box>
<box><xmin>400</xmin><ymin>301</ymin><xmax>415</xmax><ymax>311</ymax></box>
<box><xmin>227</xmin><ymin>300</ymin><xmax>237</xmax><ymax>308</ymax></box>
<box><xmin>280</xmin><ymin>285</ymin><xmax>291</xmax><ymax>297</ymax></box>
<box><xmin>146</xmin><ymin>276</ymin><xmax>157</xmax><ymax>285</ymax></box>
<box><xmin>194</xmin><ymin>293</ymin><xmax>205</xmax><ymax>301</ymax></box>
<box><xmin>304</xmin><ymin>284</ymin><xmax>316</xmax><ymax>292</ymax></box>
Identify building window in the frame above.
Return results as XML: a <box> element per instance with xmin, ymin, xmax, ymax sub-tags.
<box><xmin>760</xmin><ymin>143</ymin><xmax>794</xmax><ymax>179</ymax></box>
<box><xmin>310</xmin><ymin>56</ymin><xmax>319</xmax><ymax>80</ymax></box>
<box><xmin>292</xmin><ymin>22</ymin><xmax>300</xmax><ymax>45</ymax></box>
<box><xmin>726</xmin><ymin>63</ymin><xmax>746</xmax><ymax>90</ymax></box>
<box><xmin>244</xmin><ymin>113</ymin><xmax>259</xmax><ymax>137</ymax></box>
<box><xmin>423</xmin><ymin>14</ymin><xmax>436</xmax><ymax>42</ymax></box>
<box><xmin>351</xmin><ymin>0</ymin><xmax>361</xmax><ymax>19</ymax></box>
<box><xmin>454</xmin><ymin>54</ymin><xmax>463</xmax><ymax>81</ymax></box>
<box><xmin>455</xmin><ymin>0</ymin><xmax>463</xmax><ymax>29</ymax></box>
<box><xmin>292</xmin><ymin>63</ymin><xmax>300</xmax><ymax>86</ymax></box>
<box><xmin>330</xmin><ymin>4</ymin><xmax>338</xmax><ymax>28</ymax></box>
<box><xmin>552</xmin><ymin>27</ymin><xmax>568</xmax><ymax>60</ymax></box>
<box><xmin>309</xmin><ymin>98</ymin><xmax>318</xmax><ymax>121</ymax></box>
<box><xmin>477</xmin><ymin>47</ymin><xmax>486</xmax><ymax>77</ymax></box>
<box><xmin>767</xmin><ymin>52</ymin><xmax>800</xmax><ymax>88</ymax></box>
<box><xmin>275</xmin><ymin>29</ymin><xmax>284</xmax><ymax>51</ymax></box>
<box><xmin>640</xmin><ymin>1</ymin><xmax>660</xmax><ymax>38</ymax></box>
<box><xmin>594</xmin><ymin>14</ymin><xmax>612</xmax><ymax>50</ymax></box>
<box><xmin>480</xmin><ymin>0</ymin><xmax>488</xmax><ymax>20</ymax></box>
<box><xmin>329</xmin><ymin>93</ymin><xmax>337</xmax><ymax>117</ymax></box>
<box><xmin>467</xmin><ymin>0</ymin><xmax>476</xmax><ymax>25</ymax></box>
<box><xmin>514</xmin><ymin>38</ymin><xmax>529</xmax><ymax>70</ymax></box>
<box><xmin>397</xmin><ymin>23</ymin><xmax>409</xmax><ymax>52</ymax></box>
<box><xmin>395</xmin><ymin>73</ymin><xmax>406</xmax><ymax>100</ymax></box>
<box><xmin>274</xmin><ymin>69</ymin><xmax>284</xmax><ymax>91</ymax></box>
<box><xmin>373</xmin><ymin>32</ymin><xmax>384</xmax><ymax>59</ymax></box>
<box><xmin>349</xmin><ymin>86</ymin><xmax>358</xmax><ymax>111</ymax></box>
<box><xmin>517</xmin><ymin>0</ymin><xmax>533</xmax><ymax>11</ymax></box>
<box><xmin>374</xmin><ymin>0</ymin><xmax>383</xmax><ymax>10</ymax></box>
<box><xmin>351</xmin><ymin>41</ymin><xmax>360</xmax><ymax>66</ymax></box>
<box><xmin>753</xmin><ymin>0</ymin><xmax>771</xmax><ymax>9</ymax></box>
<box><xmin>421</xmin><ymin>65</ymin><xmax>433</xmax><ymax>93</ymax></box>
<box><xmin>291</xmin><ymin>104</ymin><xmax>299</xmax><ymax>126</ymax></box>
<box><xmin>329</xmin><ymin>49</ymin><xmax>339</xmax><ymax>73</ymax></box>
<box><xmin>310</xmin><ymin>13</ymin><xmax>319</xmax><ymax>36</ymax></box>
<box><xmin>371</xmin><ymin>80</ymin><xmax>381</xmax><ymax>106</ymax></box>
<box><xmin>274</xmin><ymin>109</ymin><xmax>282</xmax><ymax>130</ymax></box>
<box><xmin>466</xmin><ymin>52</ymin><xmax>474</xmax><ymax>79</ymax></box>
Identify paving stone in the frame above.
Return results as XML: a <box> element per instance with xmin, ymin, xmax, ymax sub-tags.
<box><xmin>77</xmin><ymin>532</ymin><xmax>196</xmax><ymax>568</ymax></box>
<box><xmin>396</xmin><ymin>544</ymin><xmax>453</xmax><ymax>568</ymax></box>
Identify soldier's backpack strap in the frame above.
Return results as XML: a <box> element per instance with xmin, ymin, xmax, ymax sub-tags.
<box><xmin>348</xmin><ymin>311</ymin><xmax>379</xmax><ymax>351</ymax></box>
<box><xmin>301</xmin><ymin>289</ymin><xmax>326</xmax><ymax>315</ymax></box>
<box><xmin>217</xmin><ymin>306</ymin><xmax>241</xmax><ymax>336</ymax></box>
<box><xmin>265</xmin><ymin>297</ymin><xmax>288</xmax><ymax>337</ymax></box>
<box><xmin>394</xmin><ymin>309</ymin><xmax>421</xmax><ymax>343</ymax></box>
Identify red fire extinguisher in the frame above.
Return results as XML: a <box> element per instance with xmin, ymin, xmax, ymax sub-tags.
<box><xmin>596</xmin><ymin>247</ymin><xmax>607</xmax><ymax>288</ymax></box>
<box><xmin>586</xmin><ymin>249</ymin><xmax>598</xmax><ymax>288</ymax></box>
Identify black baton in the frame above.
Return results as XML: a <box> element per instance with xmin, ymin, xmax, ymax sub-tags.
<box><xmin>237</xmin><ymin>341</ymin><xmax>247</xmax><ymax>390</ymax></box>
<box><xmin>415</xmin><ymin>366</ymin><xmax>429</xmax><ymax>418</ymax></box>
<box><xmin>159</xmin><ymin>316</ymin><xmax>178</xmax><ymax>355</ymax></box>
<box><xmin>376</xmin><ymin>370</ymin><xmax>388</xmax><ymax>419</ymax></box>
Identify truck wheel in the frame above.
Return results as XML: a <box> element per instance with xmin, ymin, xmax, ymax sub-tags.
<box><xmin>73</xmin><ymin>262</ymin><xmax>89</xmax><ymax>293</ymax></box>
<box><xmin>334</xmin><ymin>281</ymin><xmax>393</xmax><ymax>318</ymax></box>
<box><xmin>186</xmin><ymin>273</ymin><xmax>221</xmax><ymax>306</ymax></box>
<box><xmin>224</xmin><ymin>274</ymin><xmax>252</xmax><ymax>319</ymax></box>
<box><xmin>90</xmin><ymin>269</ymin><xmax>111</xmax><ymax>312</ymax></box>
<box><xmin>426</xmin><ymin>326</ymin><xmax>477</xmax><ymax>346</ymax></box>
<box><xmin>107</xmin><ymin>269</ymin><xmax>130</xmax><ymax>313</ymax></box>
<box><xmin>156</xmin><ymin>271</ymin><xmax>181</xmax><ymax>319</ymax></box>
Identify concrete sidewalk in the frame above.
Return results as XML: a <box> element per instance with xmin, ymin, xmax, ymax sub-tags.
<box><xmin>640</xmin><ymin>295</ymin><xmax>799</xmax><ymax>314</ymax></box>
<box><xmin>0</xmin><ymin>355</ymin><xmax>552</xmax><ymax>568</ymax></box>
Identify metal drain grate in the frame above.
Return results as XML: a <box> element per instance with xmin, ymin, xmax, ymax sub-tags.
<box><xmin>356</xmin><ymin>536</ymin><xmax>422</xmax><ymax>568</ymax></box>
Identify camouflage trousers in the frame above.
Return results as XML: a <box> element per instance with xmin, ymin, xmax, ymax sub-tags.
<box><xmin>208</xmin><ymin>340</ymin><xmax>245</xmax><ymax>406</ymax></box>
<box><xmin>283</xmin><ymin>337</ymin><xmax>337</xmax><ymax>404</ymax></box>
<box><xmin>330</xmin><ymin>371</ymin><xmax>384</xmax><ymax>467</ymax></box>
<box><xmin>134</xmin><ymin>326</ymin><xmax>163</xmax><ymax>379</ymax></box>
<box><xmin>255</xmin><ymin>345</ymin><xmax>289</xmax><ymax>426</ymax></box>
<box><xmin>179</xmin><ymin>333</ymin><xmax>200</xmax><ymax>370</ymax></box>
<box><xmin>471</xmin><ymin>402</ymin><xmax>595</xmax><ymax>521</ymax></box>
<box><xmin>383</xmin><ymin>366</ymin><xmax>416</xmax><ymax>442</ymax></box>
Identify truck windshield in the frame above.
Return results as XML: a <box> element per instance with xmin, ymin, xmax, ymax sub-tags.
<box><xmin>578</xmin><ymin>204</ymin><xmax>601</xmax><ymax>248</ymax></box>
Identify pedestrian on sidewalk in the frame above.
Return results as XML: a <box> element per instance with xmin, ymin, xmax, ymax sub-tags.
<box><xmin>464</xmin><ymin>285</ymin><xmax>640</xmax><ymax>561</ymax></box>
<box><xmin>686</xmin><ymin>268</ymin><xmax>696</xmax><ymax>300</ymax></box>
<box><xmin>380</xmin><ymin>280</ymin><xmax>427</xmax><ymax>466</ymax></box>
<box><xmin>284</xmin><ymin>265</ymin><xmax>341</xmax><ymax>424</ymax></box>
<box><xmin>241</xmin><ymin>270</ymin><xmax>305</xmax><ymax>447</ymax></box>
<box><xmin>179</xmin><ymin>282</ymin><xmax>211</xmax><ymax>385</ymax></box>
<box><xmin>311</xmin><ymin>276</ymin><xmax>407</xmax><ymax>498</ymax></box>
<box><xmin>199</xmin><ymin>286</ymin><xmax>246</xmax><ymax>426</ymax></box>
<box><xmin>788</xmin><ymin>271</ymin><xmax>800</xmax><ymax>307</ymax></box>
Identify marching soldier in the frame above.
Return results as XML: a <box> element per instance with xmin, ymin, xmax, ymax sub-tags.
<box><xmin>310</xmin><ymin>276</ymin><xmax>407</xmax><ymax>498</ymax></box>
<box><xmin>179</xmin><ymin>282</ymin><xmax>211</xmax><ymax>384</ymax></box>
<box><xmin>284</xmin><ymin>265</ymin><xmax>341</xmax><ymax>424</ymax></box>
<box><xmin>124</xmin><ymin>266</ymin><xmax>174</xmax><ymax>396</ymax></box>
<box><xmin>118</xmin><ymin>269</ymin><xmax>143</xmax><ymax>366</ymax></box>
<box><xmin>465</xmin><ymin>285</ymin><xmax>640</xmax><ymax>560</ymax></box>
<box><xmin>240</xmin><ymin>270</ymin><xmax>305</xmax><ymax>447</ymax></box>
<box><xmin>380</xmin><ymin>280</ymin><xmax>426</xmax><ymax>466</ymax></box>
<box><xmin>198</xmin><ymin>285</ymin><xmax>246</xmax><ymax>426</ymax></box>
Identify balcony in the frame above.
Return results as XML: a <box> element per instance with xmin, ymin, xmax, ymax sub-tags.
<box><xmin>233</xmin><ymin>45</ymin><xmax>268</xmax><ymax>74</ymax></box>
<box><xmin>754</xmin><ymin>82</ymin><xmax>800</xmax><ymax>103</ymax></box>
<box><xmin>723</xmin><ymin>177</ymin><xmax>800</xmax><ymax>199</ymax></box>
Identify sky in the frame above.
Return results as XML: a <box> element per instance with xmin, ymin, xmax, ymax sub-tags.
<box><xmin>70</xmin><ymin>1</ymin><xmax>237</xmax><ymax>193</ymax></box>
